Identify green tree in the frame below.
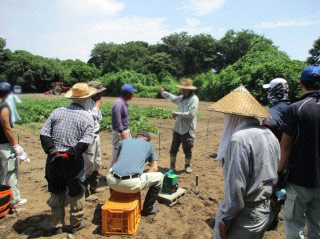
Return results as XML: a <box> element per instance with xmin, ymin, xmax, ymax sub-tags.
<box><xmin>208</xmin><ymin>41</ymin><xmax>306</xmax><ymax>103</ymax></box>
<box><xmin>307</xmin><ymin>37</ymin><xmax>320</xmax><ymax>66</ymax></box>
<box><xmin>60</xmin><ymin>59</ymin><xmax>100</xmax><ymax>86</ymax></box>
<box><xmin>214</xmin><ymin>30</ymin><xmax>273</xmax><ymax>72</ymax></box>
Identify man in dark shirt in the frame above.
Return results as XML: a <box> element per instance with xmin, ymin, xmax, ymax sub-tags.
<box><xmin>278</xmin><ymin>66</ymin><xmax>320</xmax><ymax>239</ymax></box>
<box><xmin>262</xmin><ymin>78</ymin><xmax>291</xmax><ymax>141</ymax></box>
<box><xmin>107</xmin><ymin>131</ymin><xmax>164</xmax><ymax>216</ymax></box>
<box><xmin>111</xmin><ymin>84</ymin><xmax>137</xmax><ymax>166</ymax></box>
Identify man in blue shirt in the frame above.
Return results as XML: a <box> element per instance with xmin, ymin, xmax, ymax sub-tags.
<box><xmin>107</xmin><ymin>131</ymin><xmax>164</xmax><ymax>216</ymax></box>
<box><xmin>110</xmin><ymin>84</ymin><xmax>137</xmax><ymax>166</ymax></box>
<box><xmin>278</xmin><ymin>66</ymin><xmax>320</xmax><ymax>239</ymax></box>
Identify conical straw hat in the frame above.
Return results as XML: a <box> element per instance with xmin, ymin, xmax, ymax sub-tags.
<box><xmin>208</xmin><ymin>85</ymin><xmax>270</xmax><ymax>118</ymax></box>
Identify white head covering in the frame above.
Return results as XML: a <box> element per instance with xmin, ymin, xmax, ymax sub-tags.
<box><xmin>217</xmin><ymin>114</ymin><xmax>259</xmax><ymax>163</ymax></box>
<box><xmin>71</xmin><ymin>98</ymin><xmax>91</xmax><ymax>111</ymax></box>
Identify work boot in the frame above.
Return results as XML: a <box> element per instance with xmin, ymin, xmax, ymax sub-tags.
<box><xmin>70</xmin><ymin>219</ymin><xmax>86</xmax><ymax>233</ymax></box>
<box><xmin>142</xmin><ymin>185</ymin><xmax>160</xmax><ymax>216</ymax></box>
<box><xmin>85</xmin><ymin>195</ymin><xmax>98</xmax><ymax>202</ymax></box>
<box><xmin>170</xmin><ymin>155</ymin><xmax>176</xmax><ymax>172</ymax></box>
<box><xmin>185</xmin><ymin>158</ymin><xmax>192</xmax><ymax>173</ymax></box>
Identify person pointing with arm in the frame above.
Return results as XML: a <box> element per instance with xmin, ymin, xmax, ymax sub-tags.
<box><xmin>159</xmin><ymin>78</ymin><xmax>199</xmax><ymax>173</ymax></box>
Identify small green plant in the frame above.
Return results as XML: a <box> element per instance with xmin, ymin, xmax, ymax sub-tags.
<box><xmin>17</xmin><ymin>98</ymin><xmax>172</xmax><ymax>134</ymax></box>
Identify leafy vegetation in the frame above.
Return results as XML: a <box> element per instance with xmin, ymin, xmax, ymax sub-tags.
<box><xmin>0</xmin><ymin>30</ymin><xmax>316</xmax><ymax>104</ymax></box>
<box><xmin>16</xmin><ymin>98</ymin><xmax>172</xmax><ymax>134</ymax></box>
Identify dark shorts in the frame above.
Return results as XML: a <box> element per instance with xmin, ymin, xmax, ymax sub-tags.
<box><xmin>45</xmin><ymin>156</ymin><xmax>85</xmax><ymax>197</ymax></box>
<box><xmin>170</xmin><ymin>132</ymin><xmax>194</xmax><ymax>159</ymax></box>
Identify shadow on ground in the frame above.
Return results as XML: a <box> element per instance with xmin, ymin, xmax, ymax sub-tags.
<box><xmin>13</xmin><ymin>214</ymin><xmax>56</xmax><ymax>238</ymax></box>
<box><xmin>92</xmin><ymin>203</ymin><xmax>103</xmax><ymax>235</ymax></box>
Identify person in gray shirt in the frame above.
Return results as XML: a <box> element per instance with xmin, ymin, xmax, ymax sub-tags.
<box><xmin>209</xmin><ymin>85</ymin><xmax>280</xmax><ymax>239</ymax></box>
<box><xmin>159</xmin><ymin>78</ymin><xmax>199</xmax><ymax>173</ymax></box>
<box><xmin>107</xmin><ymin>131</ymin><xmax>164</xmax><ymax>216</ymax></box>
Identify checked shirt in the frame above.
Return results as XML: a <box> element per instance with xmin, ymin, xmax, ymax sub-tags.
<box><xmin>40</xmin><ymin>103</ymin><xmax>94</xmax><ymax>152</ymax></box>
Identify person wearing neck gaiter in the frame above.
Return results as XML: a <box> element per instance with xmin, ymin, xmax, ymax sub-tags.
<box><xmin>262</xmin><ymin>78</ymin><xmax>291</xmax><ymax>141</ymax></box>
<box><xmin>40</xmin><ymin>83</ymin><xmax>95</xmax><ymax>234</ymax></box>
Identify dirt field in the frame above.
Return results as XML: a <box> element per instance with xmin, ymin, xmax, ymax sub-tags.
<box><xmin>0</xmin><ymin>95</ymin><xmax>285</xmax><ymax>239</ymax></box>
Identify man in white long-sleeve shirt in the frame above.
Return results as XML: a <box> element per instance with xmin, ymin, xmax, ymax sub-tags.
<box><xmin>159</xmin><ymin>79</ymin><xmax>199</xmax><ymax>173</ymax></box>
<box><xmin>209</xmin><ymin>85</ymin><xmax>280</xmax><ymax>239</ymax></box>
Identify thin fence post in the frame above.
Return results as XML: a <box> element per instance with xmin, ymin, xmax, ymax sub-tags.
<box><xmin>206</xmin><ymin>119</ymin><xmax>210</xmax><ymax>139</ymax></box>
<box><xmin>158</xmin><ymin>131</ymin><xmax>161</xmax><ymax>156</ymax></box>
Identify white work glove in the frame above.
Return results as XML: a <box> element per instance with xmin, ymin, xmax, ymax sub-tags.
<box><xmin>13</xmin><ymin>145</ymin><xmax>30</xmax><ymax>163</ymax></box>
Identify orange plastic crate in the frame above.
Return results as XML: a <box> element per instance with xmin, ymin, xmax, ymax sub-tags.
<box><xmin>102</xmin><ymin>191</ymin><xmax>141</xmax><ymax>236</ymax></box>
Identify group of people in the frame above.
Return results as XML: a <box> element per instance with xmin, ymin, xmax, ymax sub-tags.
<box><xmin>0</xmin><ymin>65</ymin><xmax>319</xmax><ymax>239</ymax></box>
<box><xmin>212</xmin><ymin>66</ymin><xmax>320</xmax><ymax>239</ymax></box>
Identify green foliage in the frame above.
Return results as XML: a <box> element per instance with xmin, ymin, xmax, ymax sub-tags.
<box><xmin>207</xmin><ymin>41</ymin><xmax>307</xmax><ymax>103</ymax></box>
<box><xmin>16</xmin><ymin>98</ymin><xmax>172</xmax><ymax>134</ymax></box>
<box><xmin>307</xmin><ymin>37</ymin><xmax>320</xmax><ymax>66</ymax></box>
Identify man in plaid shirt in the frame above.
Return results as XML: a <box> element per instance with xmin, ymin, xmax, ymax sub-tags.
<box><xmin>40</xmin><ymin>83</ymin><xmax>96</xmax><ymax>234</ymax></box>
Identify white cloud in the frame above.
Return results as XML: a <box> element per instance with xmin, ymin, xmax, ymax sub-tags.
<box><xmin>40</xmin><ymin>15</ymin><xmax>223</xmax><ymax>61</ymax></box>
<box><xmin>188</xmin><ymin>0</ymin><xmax>225</xmax><ymax>16</ymax></box>
<box><xmin>61</xmin><ymin>0</ymin><xmax>125</xmax><ymax>15</ymax></box>
<box><xmin>185</xmin><ymin>18</ymin><xmax>201</xmax><ymax>27</ymax></box>
<box><xmin>255</xmin><ymin>19</ymin><xmax>320</xmax><ymax>29</ymax></box>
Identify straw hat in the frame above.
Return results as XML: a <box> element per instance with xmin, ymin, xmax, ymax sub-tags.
<box><xmin>208</xmin><ymin>85</ymin><xmax>270</xmax><ymax>118</ymax></box>
<box><xmin>65</xmin><ymin>83</ymin><xmax>97</xmax><ymax>99</ymax></box>
<box><xmin>177</xmin><ymin>79</ymin><xmax>197</xmax><ymax>90</ymax></box>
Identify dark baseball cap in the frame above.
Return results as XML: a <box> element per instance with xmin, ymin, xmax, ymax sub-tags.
<box><xmin>137</xmin><ymin>131</ymin><xmax>151</xmax><ymax>141</ymax></box>
<box><xmin>0</xmin><ymin>82</ymin><xmax>11</xmax><ymax>97</ymax></box>
<box><xmin>121</xmin><ymin>84</ymin><xmax>137</xmax><ymax>93</ymax></box>
<box><xmin>300</xmin><ymin>66</ymin><xmax>320</xmax><ymax>82</ymax></box>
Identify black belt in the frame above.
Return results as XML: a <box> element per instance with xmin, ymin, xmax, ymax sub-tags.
<box><xmin>111</xmin><ymin>171</ymin><xmax>140</xmax><ymax>180</ymax></box>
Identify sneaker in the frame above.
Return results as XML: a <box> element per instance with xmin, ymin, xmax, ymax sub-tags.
<box><xmin>70</xmin><ymin>219</ymin><xmax>86</xmax><ymax>233</ymax></box>
<box><xmin>185</xmin><ymin>164</ymin><xmax>192</xmax><ymax>173</ymax></box>
<box><xmin>85</xmin><ymin>195</ymin><xmax>98</xmax><ymax>202</ymax></box>
<box><xmin>14</xmin><ymin>199</ymin><xmax>27</xmax><ymax>206</ymax></box>
<box><xmin>142</xmin><ymin>205</ymin><xmax>159</xmax><ymax>216</ymax></box>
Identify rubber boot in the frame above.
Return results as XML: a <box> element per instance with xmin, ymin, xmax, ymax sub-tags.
<box><xmin>142</xmin><ymin>185</ymin><xmax>160</xmax><ymax>216</ymax></box>
<box><xmin>170</xmin><ymin>155</ymin><xmax>176</xmax><ymax>172</ymax></box>
<box><xmin>185</xmin><ymin>158</ymin><xmax>192</xmax><ymax>173</ymax></box>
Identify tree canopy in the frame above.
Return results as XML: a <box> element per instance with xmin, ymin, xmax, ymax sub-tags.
<box><xmin>0</xmin><ymin>30</ymin><xmax>313</xmax><ymax>104</ymax></box>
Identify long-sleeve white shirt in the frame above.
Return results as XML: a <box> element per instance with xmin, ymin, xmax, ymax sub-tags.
<box><xmin>218</xmin><ymin>124</ymin><xmax>280</xmax><ymax>224</ymax></box>
<box><xmin>161</xmin><ymin>91</ymin><xmax>199</xmax><ymax>138</ymax></box>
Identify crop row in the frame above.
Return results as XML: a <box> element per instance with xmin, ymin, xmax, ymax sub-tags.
<box><xmin>16</xmin><ymin>98</ymin><xmax>173</xmax><ymax>133</ymax></box>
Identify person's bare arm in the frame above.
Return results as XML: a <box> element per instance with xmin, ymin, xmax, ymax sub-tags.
<box><xmin>0</xmin><ymin>107</ymin><xmax>17</xmax><ymax>146</ymax></box>
<box><xmin>148</xmin><ymin>161</ymin><xmax>158</xmax><ymax>172</ymax></box>
<box><xmin>278</xmin><ymin>133</ymin><xmax>293</xmax><ymax>173</ymax></box>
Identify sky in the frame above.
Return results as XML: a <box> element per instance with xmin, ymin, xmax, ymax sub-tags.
<box><xmin>0</xmin><ymin>0</ymin><xmax>319</xmax><ymax>62</ymax></box>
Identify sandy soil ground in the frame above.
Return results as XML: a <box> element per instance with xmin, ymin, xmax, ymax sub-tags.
<box><xmin>0</xmin><ymin>95</ymin><xmax>285</xmax><ymax>239</ymax></box>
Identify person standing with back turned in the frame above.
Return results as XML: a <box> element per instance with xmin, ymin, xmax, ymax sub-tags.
<box><xmin>40</xmin><ymin>83</ymin><xmax>95</xmax><ymax>234</ymax></box>
<box><xmin>159</xmin><ymin>78</ymin><xmax>199</xmax><ymax>173</ymax></box>
<box><xmin>111</xmin><ymin>84</ymin><xmax>137</xmax><ymax>166</ymax></box>
<box><xmin>278</xmin><ymin>66</ymin><xmax>320</xmax><ymax>239</ymax></box>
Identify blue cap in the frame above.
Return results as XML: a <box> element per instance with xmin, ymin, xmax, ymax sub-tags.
<box><xmin>0</xmin><ymin>82</ymin><xmax>11</xmax><ymax>97</ymax></box>
<box><xmin>121</xmin><ymin>84</ymin><xmax>137</xmax><ymax>93</ymax></box>
<box><xmin>300</xmin><ymin>66</ymin><xmax>320</xmax><ymax>82</ymax></box>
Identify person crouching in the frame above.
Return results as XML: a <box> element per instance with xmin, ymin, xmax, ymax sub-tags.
<box><xmin>107</xmin><ymin>131</ymin><xmax>164</xmax><ymax>216</ymax></box>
